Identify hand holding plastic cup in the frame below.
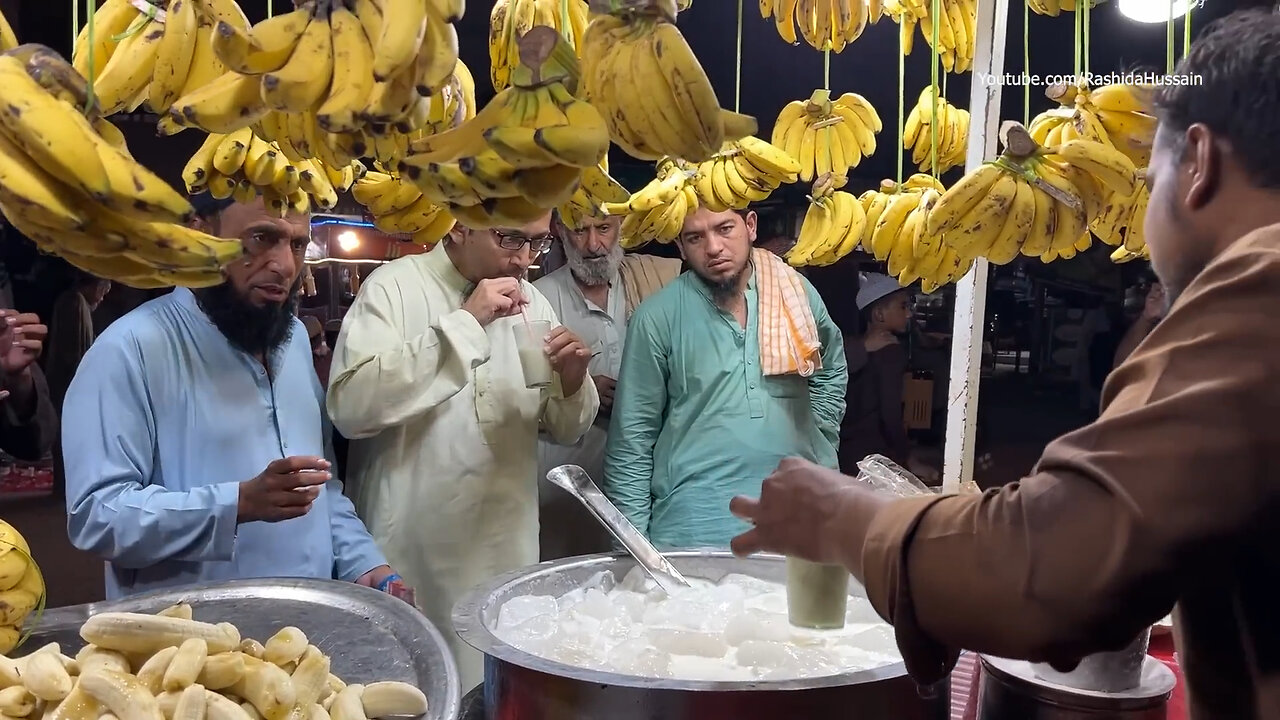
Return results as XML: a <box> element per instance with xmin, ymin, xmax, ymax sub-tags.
<box><xmin>514</xmin><ymin>319</ymin><xmax>553</xmax><ymax>389</ymax></box>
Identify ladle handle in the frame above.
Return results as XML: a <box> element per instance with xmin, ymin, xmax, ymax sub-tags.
<box><xmin>546</xmin><ymin>465</ymin><xmax>691</xmax><ymax>594</ymax></box>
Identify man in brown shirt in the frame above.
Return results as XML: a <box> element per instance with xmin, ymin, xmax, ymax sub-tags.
<box><xmin>728</xmin><ymin>9</ymin><xmax>1280</xmax><ymax>719</ymax></box>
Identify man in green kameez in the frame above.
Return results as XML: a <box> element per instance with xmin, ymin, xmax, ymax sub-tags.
<box><xmin>602</xmin><ymin>207</ymin><xmax>847</xmax><ymax>549</ymax></box>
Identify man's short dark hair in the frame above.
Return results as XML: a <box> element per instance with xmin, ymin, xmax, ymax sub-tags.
<box><xmin>1151</xmin><ymin>8</ymin><xmax>1280</xmax><ymax>189</ymax></box>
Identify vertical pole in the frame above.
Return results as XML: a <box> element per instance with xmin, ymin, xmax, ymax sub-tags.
<box><xmin>941</xmin><ymin>0</ymin><xmax>1009</xmax><ymax>492</ymax></box>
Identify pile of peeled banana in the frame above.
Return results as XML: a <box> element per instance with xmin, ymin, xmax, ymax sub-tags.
<box><xmin>555</xmin><ymin>160</ymin><xmax>632</xmax><ymax>231</ymax></box>
<box><xmin>580</xmin><ymin>0</ymin><xmax>757</xmax><ymax>163</ymax></box>
<box><xmin>0</xmin><ymin>45</ymin><xmax>241</xmax><ymax>289</ymax></box>
<box><xmin>759</xmin><ymin>0</ymin><xmax>883</xmax><ymax>52</ymax></box>
<box><xmin>183</xmin><ymin>128</ymin><xmax>363</xmax><ymax>216</ymax></box>
<box><xmin>0</xmin><ymin>605</ymin><xmax>432</xmax><ymax>720</ymax></box>
<box><xmin>609</xmin><ymin>159</ymin><xmax>699</xmax><ymax>248</ymax></box>
<box><xmin>928</xmin><ymin>121</ymin><xmax>1141</xmax><ymax>266</ymax></box>
<box><xmin>351</xmin><ymin>169</ymin><xmax>457</xmax><ymax>245</ymax></box>
<box><xmin>0</xmin><ymin>519</ymin><xmax>44</xmax><ymax>655</ymax></box>
<box><xmin>772</xmin><ymin>89</ymin><xmax>882</xmax><ymax>183</ymax></box>
<box><xmin>884</xmin><ymin>0</ymin><xmax>977</xmax><ymax>73</ymax></box>
<box><xmin>690</xmin><ymin>137</ymin><xmax>802</xmax><ymax>212</ymax></box>
<box><xmin>399</xmin><ymin>27</ymin><xmax>611</xmax><ymax>229</ymax></box>
<box><xmin>488</xmin><ymin>0</ymin><xmax>589</xmax><ymax>91</ymax></box>
<box><xmin>904</xmin><ymin>86</ymin><xmax>969</xmax><ymax>174</ymax></box>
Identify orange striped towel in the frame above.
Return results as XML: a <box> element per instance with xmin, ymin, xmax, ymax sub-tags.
<box><xmin>753</xmin><ymin>248</ymin><xmax>822</xmax><ymax>377</ymax></box>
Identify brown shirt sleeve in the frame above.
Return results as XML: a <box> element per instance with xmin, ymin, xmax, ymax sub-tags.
<box><xmin>857</xmin><ymin>228</ymin><xmax>1280</xmax><ymax>685</ymax></box>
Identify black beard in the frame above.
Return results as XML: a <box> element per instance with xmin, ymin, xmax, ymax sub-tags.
<box><xmin>700</xmin><ymin>267</ymin><xmax>747</xmax><ymax>305</ymax></box>
<box><xmin>193</xmin><ymin>278</ymin><xmax>300</xmax><ymax>356</ymax></box>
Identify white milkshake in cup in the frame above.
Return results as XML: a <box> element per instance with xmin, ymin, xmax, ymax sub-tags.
<box><xmin>514</xmin><ymin>319</ymin><xmax>554</xmax><ymax>389</ymax></box>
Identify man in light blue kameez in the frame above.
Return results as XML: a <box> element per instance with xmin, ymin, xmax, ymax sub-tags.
<box><xmin>63</xmin><ymin>197</ymin><xmax>396</xmax><ymax>599</ymax></box>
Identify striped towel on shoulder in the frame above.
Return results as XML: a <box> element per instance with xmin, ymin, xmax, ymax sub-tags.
<box><xmin>753</xmin><ymin>248</ymin><xmax>822</xmax><ymax>377</ymax></box>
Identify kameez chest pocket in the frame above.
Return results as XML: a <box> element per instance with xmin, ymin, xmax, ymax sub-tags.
<box><xmin>474</xmin><ymin>361</ymin><xmax>544</xmax><ymax>446</ymax></box>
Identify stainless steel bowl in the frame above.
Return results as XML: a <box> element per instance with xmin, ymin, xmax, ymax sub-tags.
<box><xmin>22</xmin><ymin>578</ymin><xmax>461</xmax><ymax>720</ymax></box>
<box><xmin>454</xmin><ymin>551</ymin><xmax>950</xmax><ymax>720</ymax></box>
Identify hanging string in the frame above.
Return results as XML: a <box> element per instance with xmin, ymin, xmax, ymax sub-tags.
<box><xmin>1073</xmin><ymin>2</ymin><xmax>1081</xmax><ymax>78</ymax></box>
<box><xmin>897</xmin><ymin>23</ymin><xmax>905</xmax><ymax>184</ymax></box>
<box><xmin>561</xmin><ymin>0</ymin><xmax>571</xmax><ymax>44</ymax></box>
<box><xmin>1165</xmin><ymin>0</ymin><xmax>1174</xmax><ymax>74</ymax></box>
<box><xmin>86</xmin><ymin>0</ymin><xmax>98</xmax><ymax>112</ymax></box>
<box><xmin>930</xmin><ymin>0</ymin><xmax>939</xmax><ymax>179</ymax></box>
<box><xmin>735</xmin><ymin>0</ymin><xmax>743</xmax><ymax>112</ymax></box>
<box><xmin>72</xmin><ymin>0</ymin><xmax>79</xmax><ymax>59</ymax></box>
<box><xmin>822</xmin><ymin>48</ymin><xmax>830</xmax><ymax>90</ymax></box>
<box><xmin>1023</xmin><ymin>0</ymin><xmax>1029</xmax><ymax>125</ymax></box>
<box><xmin>1182</xmin><ymin>1</ymin><xmax>1192</xmax><ymax>60</ymax></box>
<box><xmin>267</xmin><ymin>0</ymin><xmax>273</xmax><ymax>19</ymax></box>
<box><xmin>1082</xmin><ymin>0</ymin><xmax>1090</xmax><ymax>77</ymax></box>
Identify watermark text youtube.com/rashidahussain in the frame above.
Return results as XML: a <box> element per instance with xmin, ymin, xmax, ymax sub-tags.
<box><xmin>976</xmin><ymin>71</ymin><xmax>1204</xmax><ymax>87</ymax></box>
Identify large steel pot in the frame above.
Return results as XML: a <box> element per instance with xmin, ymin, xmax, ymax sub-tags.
<box><xmin>453</xmin><ymin>551</ymin><xmax>950</xmax><ymax>720</ymax></box>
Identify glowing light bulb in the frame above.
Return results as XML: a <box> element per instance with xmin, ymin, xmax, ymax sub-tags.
<box><xmin>1117</xmin><ymin>0</ymin><xmax>1196</xmax><ymax>24</ymax></box>
<box><xmin>337</xmin><ymin>230</ymin><xmax>360</xmax><ymax>252</ymax></box>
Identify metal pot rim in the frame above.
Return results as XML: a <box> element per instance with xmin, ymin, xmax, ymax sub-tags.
<box><xmin>452</xmin><ymin>550</ymin><xmax>910</xmax><ymax>691</ymax></box>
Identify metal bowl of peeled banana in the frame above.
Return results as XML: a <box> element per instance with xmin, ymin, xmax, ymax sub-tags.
<box><xmin>5</xmin><ymin>577</ymin><xmax>459</xmax><ymax>720</ymax></box>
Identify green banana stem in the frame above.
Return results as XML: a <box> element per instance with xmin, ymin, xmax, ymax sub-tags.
<box><xmin>588</xmin><ymin>0</ymin><xmax>677</xmax><ymax>22</ymax></box>
<box><xmin>511</xmin><ymin>25</ymin><xmax>581</xmax><ymax>91</ymax></box>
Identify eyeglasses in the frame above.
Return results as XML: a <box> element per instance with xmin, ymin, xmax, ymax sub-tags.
<box><xmin>492</xmin><ymin>229</ymin><xmax>554</xmax><ymax>255</ymax></box>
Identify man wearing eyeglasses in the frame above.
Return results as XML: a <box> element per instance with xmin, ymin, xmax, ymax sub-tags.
<box><xmin>327</xmin><ymin>212</ymin><xmax>599</xmax><ymax>689</ymax></box>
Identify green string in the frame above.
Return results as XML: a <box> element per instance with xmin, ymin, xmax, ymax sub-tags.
<box><xmin>86</xmin><ymin>0</ymin><xmax>97</xmax><ymax>113</ymax></box>
<box><xmin>72</xmin><ymin>0</ymin><xmax>79</xmax><ymax>59</ymax></box>
<box><xmin>822</xmin><ymin>48</ymin><xmax>830</xmax><ymax>90</ymax></box>
<box><xmin>735</xmin><ymin>0</ymin><xmax>743</xmax><ymax>112</ymax></box>
<box><xmin>1023</xmin><ymin>0</ymin><xmax>1029</xmax><ymax>125</ymax></box>
<box><xmin>897</xmin><ymin>22</ymin><xmax>904</xmax><ymax>184</ymax></box>
<box><xmin>1083</xmin><ymin>0</ymin><xmax>1089</xmax><ymax>77</ymax></box>
<box><xmin>560</xmin><ymin>0</ymin><xmax>570</xmax><ymax>44</ymax></box>
<box><xmin>1183</xmin><ymin>1</ymin><xmax>1191</xmax><ymax>57</ymax></box>
<box><xmin>1073</xmin><ymin>3</ymin><xmax>1081</xmax><ymax>77</ymax></box>
<box><xmin>1165</xmin><ymin>0</ymin><xmax>1173</xmax><ymax>74</ymax></box>
<box><xmin>268</xmin><ymin>0</ymin><xmax>273</xmax><ymax>19</ymax></box>
<box><xmin>930</xmin><ymin>0</ymin><xmax>939</xmax><ymax>178</ymax></box>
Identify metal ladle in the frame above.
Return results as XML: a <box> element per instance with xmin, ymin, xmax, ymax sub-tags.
<box><xmin>544</xmin><ymin>464</ymin><xmax>691</xmax><ymax>595</ymax></box>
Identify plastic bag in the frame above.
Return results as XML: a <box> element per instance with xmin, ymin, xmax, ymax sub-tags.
<box><xmin>853</xmin><ymin>454</ymin><xmax>939</xmax><ymax>498</ymax></box>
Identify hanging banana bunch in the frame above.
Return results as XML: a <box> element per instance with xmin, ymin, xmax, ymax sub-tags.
<box><xmin>182</xmin><ymin>128</ymin><xmax>365</xmax><ymax>217</ymax></box>
<box><xmin>351</xmin><ymin>170</ymin><xmax>457</xmax><ymax>245</ymax></box>
<box><xmin>609</xmin><ymin>159</ymin><xmax>698</xmax><ymax>248</ymax></box>
<box><xmin>489</xmin><ymin>0</ymin><xmax>589</xmax><ymax>91</ymax></box>
<box><xmin>399</xmin><ymin>27</ymin><xmax>610</xmax><ymax>230</ymax></box>
<box><xmin>759</xmin><ymin>0</ymin><xmax>882</xmax><ymax>51</ymax></box>
<box><xmin>885</xmin><ymin>0</ymin><xmax>976</xmax><ymax>73</ymax></box>
<box><xmin>904</xmin><ymin>86</ymin><xmax>970</xmax><ymax>174</ymax></box>
<box><xmin>0</xmin><ymin>7</ymin><xmax>20</xmax><ymax>52</ymax></box>
<box><xmin>690</xmin><ymin>137</ymin><xmax>801</xmax><ymax>212</ymax></box>
<box><xmin>580</xmin><ymin>0</ymin><xmax>757</xmax><ymax>163</ymax></box>
<box><xmin>159</xmin><ymin>0</ymin><xmax>465</xmax><ymax>172</ymax></box>
<box><xmin>1027</xmin><ymin>0</ymin><xmax>1103</xmax><ymax>17</ymax></box>
<box><xmin>0</xmin><ymin>45</ymin><xmax>241</xmax><ymax>289</ymax></box>
<box><xmin>557</xmin><ymin>160</ymin><xmax>632</xmax><ymax>231</ymax></box>
<box><xmin>1039</xmin><ymin>82</ymin><xmax>1156</xmax><ymax>168</ymax></box>
<box><xmin>786</xmin><ymin>173</ymin><xmax>866</xmax><ymax>268</ymax></box>
<box><xmin>1092</xmin><ymin>173</ymin><xmax>1149</xmax><ymax>256</ymax></box>
<box><xmin>858</xmin><ymin>175</ymin><xmax>970</xmax><ymax>290</ymax></box>
<box><xmin>772</xmin><ymin>89</ymin><xmax>882</xmax><ymax>183</ymax></box>
<box><xmin>928</xmin><ymin>121</ymin><xmax>1139</xmax><ymax>266</ymax></box>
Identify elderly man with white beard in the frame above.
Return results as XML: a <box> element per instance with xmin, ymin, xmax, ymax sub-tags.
<box><xmin>534</xmin><ymin>213</ymin><xmax>681</xmax><ymax>559</ymax></box>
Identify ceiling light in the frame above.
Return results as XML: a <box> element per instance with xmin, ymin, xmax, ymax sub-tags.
<box><xmin>337</xmin><ymin>230</ymin><xmax>360</xmax><ymax>252</ymax></box>
<box><xmin>1118</xmin><ymin>0</ymin><xmax>1198</xmax><ymax>23</ymax></box>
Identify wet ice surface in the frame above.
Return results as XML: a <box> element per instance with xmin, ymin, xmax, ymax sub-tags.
<box><xmin>492</xmin><ymin>568</ymin><xmax>902</xmax><ymax>682</ymax></box>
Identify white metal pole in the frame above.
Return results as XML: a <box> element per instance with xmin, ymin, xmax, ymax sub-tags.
<box><xmin>941</xmin><ymin>0</ymin><xmax>1010</xmax><ymax>492</ymax></box>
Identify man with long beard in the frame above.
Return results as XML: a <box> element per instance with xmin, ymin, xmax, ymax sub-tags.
<box><xmin>63</xmin><ymin>196</ymin><xmax>395</xmax><ymax>599</ymax></box>
<box><xmin>729</xmin><ymin>12</ymin><xmax>1280</xmax><ymax>717</ymax></box>
<box><xmin>534</xmin><ymin>214</ymin><xmax>681</xmax><ymax>559</ymax></box>
<box><xmin>603</xmin><ymin>207</ymin><xmax>847</xmax><ymax>548</ymax></box>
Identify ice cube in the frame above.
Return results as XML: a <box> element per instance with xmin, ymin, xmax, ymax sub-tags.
<box><xmin>607</xmin><ymin>638</ymin><xmax>672</xmax><ymax>678</ymax></box>
<box><xmin>670</xmin><ymin>656</ymin><xmax>748</xmax><ymax>681</ymax></box>
<box><xmin>612</xmin><ymin>591</ymin><xmax>647</xmax><ymax>621</ymax></box>
<box><xmin>504</xmin><ymin>614</ymin><xmax>561</xmax><ymax>655</ymax></box>
<box><xmin>723</xmin><ymin>610</ymin><xmax>793</xmax><ymax>646</ymax></box>
<box><xmin>581</xmin><ymin>570</ymin><xmax>617</xmax><ymax>594</ymax></box>
<box><xmin>719</xmin><ymin>573</ymin><xmax>781</xmax><ymax>596</ymax></box>
<box><xmin>845</xmin><ymin>597</ymin><xmax>883</xmax><ymax>624</ymax></box>
<box><xmin>735</xmin><ymin>640</ymin><xmax>791</xmax><ymax>668</ymax></box>
<box><xmin>648</xmin><ymin>628</ymin><xmax>729</xmax><ymax>658</ymax></box>
<box><xmin>752</xmin><ymin>591</ymin><xmax>789</xmax><ymax>615</ymax></box>
<box><xmin>578</xmin><ymin>588</ymin><xmax>617</xmax><ymax>621</ymax></box>
<box><xmin>497</xmin><ymin>595</ymin><xmax>558</xmax><ymax>629</ymax></box>
<box><xmin>845</xmin><ymin>624</ymin><xmax>898</xmax><ymax>656</ymax></box>
<box><xmin>619</xmin><ymin>566</ymin><xmax>652</xmax><ymax>592</ymax></box>
<box><xmin>752</xmin><ymin>645</ymin><xmax>838</xmax><ymax>680</ymax></box>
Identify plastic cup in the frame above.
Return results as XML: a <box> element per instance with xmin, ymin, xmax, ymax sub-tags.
<box><xmin>786</xmin><ymin>557</ymin><xmax>850</xmax><ymax>629</ymax></box>
<box><xmin>514</xmin><ymin>319</ymin><xmax>553</xmax><ymax>389</ymax></box>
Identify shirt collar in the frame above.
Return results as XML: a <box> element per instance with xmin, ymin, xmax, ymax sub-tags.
<box><xmin>423</xmin><ymin>241</ymin><xmax>473</xmax><ymax>295</ymax></box>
